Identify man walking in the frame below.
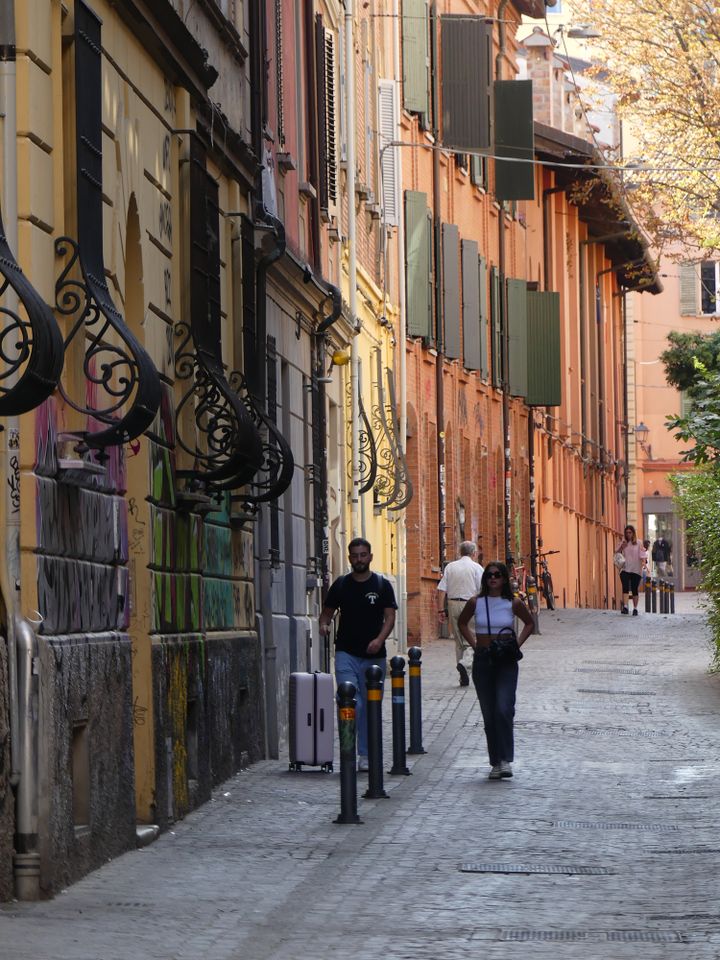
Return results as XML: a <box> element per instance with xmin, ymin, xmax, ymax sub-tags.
<box><xmin>436</xmin><ymin>542</ymin><xmax>484</xmax><ymax>686</ymax></box>
<box><xmin>319</xmin><ymin>538</ymin><xmax>397</xmax><ymax>771</ymax></box>
<box><xmin>652</xmin><ymin>535</ymin><xmax>672</xmax><ymax>577</ymax></box>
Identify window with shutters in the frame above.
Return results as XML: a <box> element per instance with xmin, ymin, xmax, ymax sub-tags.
<box><xmin>402</xmin><ymin>0</ymin><xmax>429</xmax><ymax>118</ymax></box>
<box><xmin>405</xmin><ymin>191</ymin><xmax>432</xmax><ymax>339</ymax></box>
<box><xmin>378</xmin><ymin>80</ymin><xmax>400</xmax><ymax>227</ymax></box>
<box><xmin>462</xmin><ymin>240</ymin><xmax>480</xmax><ymax>371</ymax></box>
<box><xmin>470</xmin><ymin>154</ymin><xmax>488</xmax><ymax>191</ymax></box>
<box><xmin>479</xmin><ymin>256</ymin><xmax>489</xmax><ymax>379</ymax></box>
<box><xmin>442</xmin><ymin>224</ymin><xmax>461</xmax><ymax>359</ymax></box>
<box><xmin>526</xmin><ymin>291</ymin><xmax>561</xmax><ymax>407</ymax></box>
<box><xmin>490</xmin><ymin>266</ymin><xmax>503</xmax><ymax>387</ymax></box>
<box><xmin>275</xmin><ymin>0</ymin><xmax>284</xmax><ymax>147</ymax></box>
<box><xmin>494</xmin><ymin>80</ymin><xmax>535</xmax><ymax>202</ymax></box>
<box><xmin>315</xmin><ymin>17</ymin><xmax>337</xmax><ymax>213</ymax></box>
<box><xmin>506</xmin><ymin>279</ymin><xmax>528</xmax><ymax>397</ymax></box>
<box><xmin>440</xmin><ymin>16</ymin><xmax>493</xmax><ymax>151</ymax></box>
<box><xmin>679</xmin><ymin>260</ymin><xmax>720</xmax><ymax>315</ymax></box>
<box><xmin>325</xmin><ymin>31</ymin><xmax>337</xmax><ymax>203</ymax></box>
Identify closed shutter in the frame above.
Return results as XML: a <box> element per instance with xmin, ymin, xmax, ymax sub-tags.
<box><xmin>378</xmin><ymin>79</ymin><xmax>399</xmax><ymax>226</ymax></box>
<box><xmin>443</xmin><ymin>223</ymin><xmax>461</xmax><ymax>358</ymax></box>
<box><xmin>462</xmin><ymin>240</ymin><xmax>480</xmax><ymax>370</ymax></box>
<box><xmin>506</xmin><ymin>279</ymin><xmax>528</xmax><ymax>397</ymax></box>
<box><xmin>479</xmin><ymin>256</ymin><xmax>489</xmax><ymax>379</ymax></box>
<box><xmin>494</xmin><ymin>80</ymin><xmax>535</xmax><ymax>202</ymax></box>
<box><xmin>325</xmin><ymin>31</ymin><xmax>337</xmax><ymax>203</ymax></box>
<box><xmin>315</xmin><ymin>16</ymin><xmax>329</xmax><ymax>212</ymax></box>
<box><xmin>526</xmin><ymin>291</ymin><xmax>561</xmax><ymax>407</ymax></box>
<box><xmin>490</xmin><ymin>265</ymin><xmax>503</xmax><ymax>387</ymax></box>
<box><xmin>679</xmin><ymin>262</ymin><xmax>698</xmax><ymax>315</ymax></box>
<box><xmin>406</xmin><ymin>191</ymin><xmax>432</xmax><ymax>338</ymax></box>
<box><xmin>440</xmin><ymin>16</ymin><xmax>492</xmax><ymax>151</ymax></box>
<box><xmin>402</xmin><ymin>0</ymin><xmax>429</xmax><ymax>116</ymax></box>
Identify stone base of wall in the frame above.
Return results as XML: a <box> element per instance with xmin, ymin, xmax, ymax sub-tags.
<box><xmin>38</xmin><ymin>634</ymin><xmax>136</xmax><ymax>898</ymax></box>
<box><xmin>0</xmin><ymin>641</ymin><xmax>13</xmax><ymax>901</ymax></box>
<box><xmin>152</xmin><ymin>631</ymin><xmax>263</xmax><ymax>830</ymax></box>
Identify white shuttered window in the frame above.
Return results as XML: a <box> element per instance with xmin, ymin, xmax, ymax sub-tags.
<box><xmin>378</xmin><ymin>79</ymin><xmax>400</xmax><ymax>227</ymax></box>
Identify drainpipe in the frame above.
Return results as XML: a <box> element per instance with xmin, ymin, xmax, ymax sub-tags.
<box><xmin>1</xmin><ymin>6</ymin><xmax>40</xmax><ymax>900</ymax></box>
<box><xmin>345</xmin><ymin>0</ymin><xmax>360</xmax><ymax>539</ymax></box>
<box><xmin>392</xmin><ymin>0</ymin><xmax>407</xmax><ymax>650</ymax></box>
<box><xmin>430</xmin><ymin>2</ymin><xmax>446</xmax><ymax>575</ymax></box>
<box><xmin>496</xmin><ymin>0</ymin><xmax>512</xmax><ymax>566</ymax></box>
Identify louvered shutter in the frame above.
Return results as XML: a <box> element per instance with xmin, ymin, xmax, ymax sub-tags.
<box><xmin>443</xmin><ymin>223</ymin><xmax>461</xmax><ymax>359</ymax></box>
<box><xmin>406</xmin><ymin>191</ymin><xmax>432</xmax><ymax>338</ymax></box>
<box><xmin>378</xmin><ymin>79</ymin><xmax>399</xmax><ymax>226</ymax></box>
<box><xmin>526</xmin><ymin>291</ymin><xmax>561</xmax><ymax>406</ymax></box>
<box><xmin>490</xmin><ymin>266</ymin><xmax>503</xmax><ymax>387</ymax></box>
<box><xmin>506</xmin><ymin>279</ymin><xmax>528</xmax><ymax>397</ymax></box>
<box><xmin>402</xmin><ymin>0</ymin><xmax>429</xmax><ymax>116</ymax></box>
<box><xmin>494</xmin><ymin>80</ymin><xmax>535</xmax><ymax>202</ymax></box>
<box><xmin>325</xmin><ymin>31</ymin><xmax>337</xmax><ymax>203</ymax></box>
<box><xmin>462</xmin><ymin>240</ymin><xmax>480</xmax><ymax>370</ymax></box>
<box><xmin>479</xmin><ymin>256</ymin><xmax>489</xmax><ymax>379</ymax></box>
<box><xmin>441</xmin><ymin>16</ymin><xmax>492</xmax><ymax>151</ymax></box>
<box><xmin>679</xmin><ymin>262</ymin><xmax>698</xmax><ymax>315</ymax></box>
<box><xmin>315</xmin><ymin>16</ymin><xmax>329</xmax><ymax>212</ymax></box>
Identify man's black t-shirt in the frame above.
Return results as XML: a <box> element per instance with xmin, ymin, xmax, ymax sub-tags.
<box><xmin>325</xmin><ymin>572</ymin><xmax>397</xmax><ymax>658</ymax></box>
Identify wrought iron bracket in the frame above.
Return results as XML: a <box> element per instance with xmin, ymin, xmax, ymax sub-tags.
<box><xmin>0</xmin><ymin>205</ymin><xmax>64</xmax><ymax>417</ymax></box>
<box><xmin>370</xmin><ymin>349</ymin><xmax>412</xmax><ymax>511</ymax></box>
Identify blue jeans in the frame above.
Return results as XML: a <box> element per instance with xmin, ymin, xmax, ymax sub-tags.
<box><xmin>334</xmin><ymin>651</ymin><xmax>386</xmax><ymax>757</ymax></box>
<box><xmin>472</xmin><ymin>652</ymin><xmax>519</xmax><ymax>765</ymax></box>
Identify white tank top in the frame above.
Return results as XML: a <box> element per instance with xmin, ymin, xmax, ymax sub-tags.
<box><xmin>474</xmin><ymin>595</ymin><xmax>514</xmax><ymax>633</ymax></box>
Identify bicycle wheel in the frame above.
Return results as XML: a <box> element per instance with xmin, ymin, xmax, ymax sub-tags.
<box><xmin>542</xmin><ymin>571</ymin><xmax>555</xmax><ymax>610</ymax></box>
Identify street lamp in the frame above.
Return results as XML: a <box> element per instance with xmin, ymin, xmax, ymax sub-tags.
<box><xmin>635</xmin><ymin>421</ymin><xmax>651</xmax><ymax>457</ymax></box>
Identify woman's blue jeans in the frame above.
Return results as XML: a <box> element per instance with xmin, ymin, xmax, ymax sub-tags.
<box><xmin>472</xmin><ymin>652</ymin><xmax>519</xmax><ymax>765</ymax></box>
<box><xmin>334</xmin><ymin>651</ymin><xmax>387</xmax><ymax>757</ymax></box>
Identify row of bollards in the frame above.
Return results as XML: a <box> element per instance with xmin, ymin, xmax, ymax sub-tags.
<box><xmin>335</xmin><ymin>647</ymin><xmax>425</xmax><ymax>825</ymax></box>
<box><xmin>643</xmin><ymin>577</ymin><xmax>675</xmax><ymax>614</ymax></box>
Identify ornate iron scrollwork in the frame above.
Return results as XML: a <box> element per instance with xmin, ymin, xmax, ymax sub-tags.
<box><xmin>174</xmin><ymin>135</ymin><xmax>263</xmax><ymax>491</ymax></box>
<box><xmin>54</xmin><ymin>1</ymin><xmax>161</xmax><ymax>449</ymax></box>
<box><xmin>55</xmin><ymin>236</ymin><xmax>161</xmax><ymax>448</ymax></box>
<box><xmin>0</xmin><ymin>205</ymin><xmax>64</xmax><ymax>416</ymax></box>
<box><xmin>227</xmin><ymin>370</ymin><xmax>294</xmax><ymax>504</ymax></box>
<box><xmin>345</xmin><ymin>365</ymin><xmax>377</xmax><ymax>495</ymax></box>
<box><xmin>370</xmin><ymin>349</ymin><xmax>412</xmax><ymax>511</ymax></box>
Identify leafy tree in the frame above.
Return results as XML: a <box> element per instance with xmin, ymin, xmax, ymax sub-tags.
<box><xmin>574</xmin><ymin>0</ymin><xmax>720</xmax><ymax>255</ymax></box>
<box><xmin>660</xmin><ymin>330</ymin><xmax>720</xmax><ymax>462</ymax></box>
<box><xmin>660</xmin><ymin>330</ymin><xmax>720</xmax><ymax>395</ymax></box>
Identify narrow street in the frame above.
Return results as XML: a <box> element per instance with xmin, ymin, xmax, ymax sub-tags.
<box><xmin>1</xmin><ymin>597</ymin><xmax>718</xmax><ymax>960</ymax></box>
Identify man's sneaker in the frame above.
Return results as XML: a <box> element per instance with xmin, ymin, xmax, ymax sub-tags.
<box><xmin>357</xmin><ymin>755</ymin><xmax>369</xmax><ymax>772</ymax></box>
<box><xmin>488</xmin><ymin>765</ymin><xmax>502</xmax><ymax>780</ymax></box>
<box><xmin>500</xmin><ymin>761</ymin><xmax>513</xmax><ymax>778</ymax></box>
<box><xmin>457</xmin><ymin>662</ymin><xmax>470</xmax><ymax>686</ymax></box>
<box><xmin>632</xmin><ymin>608</ymin><xmax>639</xmax><ymax>616</ymax></box>
<box><xmin>621</xmin><ymin>606</ymin><xmax>629</xmax><ymax>615</ymax></box>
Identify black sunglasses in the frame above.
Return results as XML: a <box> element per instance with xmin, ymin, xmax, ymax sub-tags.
<box><xmin>486</xmin><ymin>570</ymin><xmax>503</xmax><ymax>579</ymax></box>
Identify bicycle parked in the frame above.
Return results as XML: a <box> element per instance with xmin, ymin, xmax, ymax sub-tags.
<box><xmin>511</xmin><ymin>558</ymin><xmax>540</xmax><ymax>620</ymax></box>
<box><xmin>538</xmin><ymin>549</ymin><xmax>558</xmax><ymax>610</ymax></box>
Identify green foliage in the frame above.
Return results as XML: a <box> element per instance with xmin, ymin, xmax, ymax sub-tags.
<box><xmin>660</xmin><ymin>330</ymin><xmax>720</xmax><ymax>396</ymax></box>
<box><xmin>671</xmin><ymin>468</ymin><xmax>720</xmax><ymax>665</ymax></box>
<box><xmin>666</xmin><ymin>363</ymin><xmax>720</xmax><ymax>464</ymax></box>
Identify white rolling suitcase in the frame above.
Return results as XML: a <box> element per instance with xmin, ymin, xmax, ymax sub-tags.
<box><xmin>288</xmin><ymin>671</ymin><xmax>334</xmax><ymax>772</ymax></box>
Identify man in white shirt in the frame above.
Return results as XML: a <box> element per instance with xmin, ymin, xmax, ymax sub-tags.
<box><xmin>437</xmin><ymin>542</ymin><xmax>484</xmax><ymax>686</ymax></box>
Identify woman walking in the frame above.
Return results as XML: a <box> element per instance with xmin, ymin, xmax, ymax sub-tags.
<box><xmin>458</xmin><ymin>563</ymin><xmax>534</xmax><ymax>780</ymax></box>
<box><xmin>616</xmin><ymin>525</ymin><xmax>647</xmax><ymax>616</ymax></box>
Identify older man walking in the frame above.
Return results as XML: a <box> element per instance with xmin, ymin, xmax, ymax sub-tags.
<box><xmin>436</xmin><ymin>542</ymin><xmax>484</xmax><ymax>685</ymax></box>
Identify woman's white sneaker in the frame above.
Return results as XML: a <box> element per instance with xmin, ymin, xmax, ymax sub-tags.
<box><xmin>500</xmin><ymin>761</ymin><xmax>513</xmax><ymax>778</ymax></box>
<box><xmin>488</xmin><ymin>765</ymin><xmax>502</xmax><ymax>780</ymax></box>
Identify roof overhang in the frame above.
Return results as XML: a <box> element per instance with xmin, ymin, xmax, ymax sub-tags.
<box><xmin>534</xmin><ymin>121</ymin><xmax>662</xmax><ymax>295</ymax></box>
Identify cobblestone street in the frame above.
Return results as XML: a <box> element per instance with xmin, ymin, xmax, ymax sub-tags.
<box><xmin>1</xmin><ymin>597</ymin><xmax>718</xmax><ymax>960</ymax></box>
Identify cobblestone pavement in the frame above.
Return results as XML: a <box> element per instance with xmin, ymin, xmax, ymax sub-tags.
<box><xmin>1</xmin><ymin>598</ymin><xmax>719</xmax><ymax>960</ymax></box>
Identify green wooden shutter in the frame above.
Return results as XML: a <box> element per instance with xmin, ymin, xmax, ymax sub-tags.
<box><xmin>490</xmin><ymin>265</ymin><xmax>503</xmax><ymax>387</ymax></box>
<box><xmin>462</xmin><ymin>239</ymin><xmax>480</xmax><ymax>370</ymax></box>
<box><xmin>440</xmin><ymin>16</ymin><xmax>492</xmax><ymax>151</ymax></box>
<box><xmin>526</xmin><ymin>291</ymin><xmax>561</xmax><ymax>406</ymax></box>
<box><xmin>405</xmin><ymin>190</ymin><xmax>432</xmax><ymax>338</ymax></box>
<box><xmin>479</xmin><ymin>256</ymin><xmax>488</xmax><ymax>379</ymax></box>
<box><xmin>679</xmin><ymin>262</ymin><xmax>698</xmax><ymax>315</ymax></box>
<box><xmin>442</xmin><ymin>223</ymin><xmax>460</xmax><ymax>358</ymax></box>
<box><xmin>494</xmin><ymin>80</ymin><xmax>535</xmax><ymax>201</ymax></box>
<box><xmin>506</xmin><ymin>279</ymin><xmax>528</xmax><ymax>397</ymax></box>
<box><xmin>402</xmin><ymin>0</ymin><xmax>429</xmax><ymax>116</ymax></box>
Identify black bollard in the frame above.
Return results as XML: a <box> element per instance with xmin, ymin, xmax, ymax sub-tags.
<box><xmin>407</xmin><ymin>646</ymin><xmax>426</xmax><ymax>755</ymax></box>
<box><xmin>389</xmin><ymin>656</ymin><xmax>410</xmax><ymax>776</ymax></box>
<box><xmin>334</xmin><ymin>682</ymin><xmax>362</xmax><ymax>824</ymax></box>
<box><xmin>660</xmin><ymin>579</ymin><xmax>667</xmax><ymax>614</ymax></box>
<box><xmin>364</xmin><ymin>665</ymin><xmax>388</xmax><ymax>799</ymax></box>
<box><xmin>645</xmin><ymin>576</ymin><xmax>652</xmax><ymax>613</ymax></box>
<box><xmin>670</xmin><ymin>579</ymin><xmax>675</xmax><ymax>614</ymax></box>
<box><xmin>651</xmin><ymin>576</ymin><xmax>657</xmax><ymax>613</ymax></box>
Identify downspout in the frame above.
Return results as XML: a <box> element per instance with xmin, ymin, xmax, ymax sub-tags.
<box><xmin>345</xmin><ymin>0</ymin><xmax>361</xmax><ymax>539</ymax></box>
<box><xmin>392</xmin><ymin>0</ymin><xmax>407</xmax><ymax>650</ymax></box>
<box><xmin>1</xmin><ymin>7</ymin><xmax>40</xmax><ymax>899</ymax></box>
<box><xmin>496</xmin><ymin>0</ymin><xmax>512</xmax><ymax>566</ymax></box>
<box><xmin>430</xmin><ymin>1</ymin><xmax>446</xmax><ymax>574</ymax></box>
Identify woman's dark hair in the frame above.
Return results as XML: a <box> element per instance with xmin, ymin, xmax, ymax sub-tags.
<box><xmin>480</xmin><ymin>561</ymin><xmax>514</xmax><ymax>600</ymax></box>
<box><xmin>624</xmin><ymin>525</ymin><xmax>637</xmax><ymax>544</ymax></box>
